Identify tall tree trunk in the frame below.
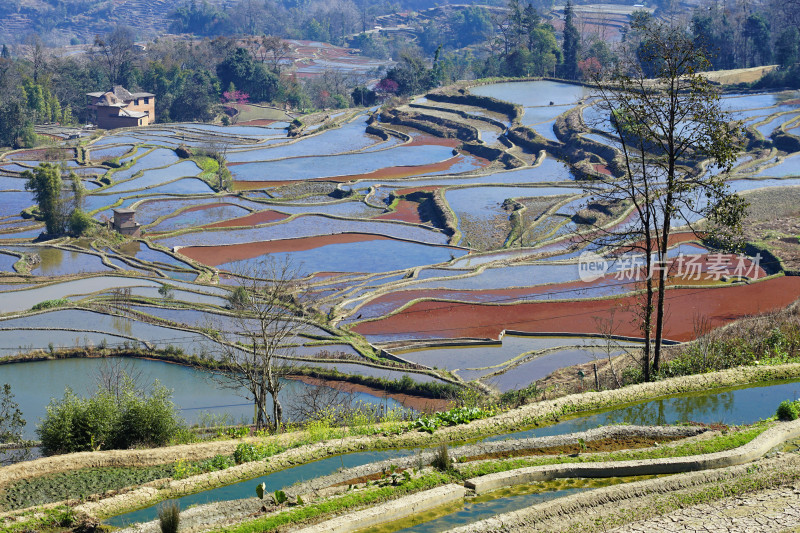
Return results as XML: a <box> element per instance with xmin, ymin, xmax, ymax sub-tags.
<box><xmin>653</xmin><ymin>157</ymin><xmax>676</xmax><ymax>373</ymax></box>
<box><xmin>273</xmin><ymin>397</ymin><xmax>283</xmax><ymax>433</ymax></box>
<box><xmin>643</xmin><ymin>266</ymin><xmax>653</xmax><ymax>382</ymax></box>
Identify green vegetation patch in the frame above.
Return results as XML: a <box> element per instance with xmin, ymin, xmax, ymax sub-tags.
<box><xmin>777</xmin><ymin>399</ymin><xmax>800</xmax><ymax>420</ymax></box>
<box><xmin>215</xmin><ymin>471</ymin><xmax>452</xmax><ymax>533</ymax></box>
<box><xmin>31</xmin><ymin>298</ymin><xmax>70</xmax><ymax>311</ymax></box>
<box><xmin>0</xmin><ymin>506</ymin><xmax>77</xmax><ymax>533</ymax></box>
<box><xmin>457</xmin><ymin>422</ymin><xmax>773</xmax><ymax>479</ymax></box>
<box><xmin>0</xmin><ymin>464</ymin><xmax>177</xmax><ymax>511</ymax></box>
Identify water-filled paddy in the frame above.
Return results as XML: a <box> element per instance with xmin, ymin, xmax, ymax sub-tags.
<box><xmin>754</xmin><ymin>112</ymin><xmax>800</xmax><ymax>137</ymax></box>
<box><xmin>0</xmin><ymin>176</ymin><xmax>28</xmax><ymax>190</ymax></box>
<box><xmin>2</xmin><ymin>357</ymin><xmax>407</xmax><ymax>439</ymax></box>
<box><xmin>0</xmin><ymin>192</ymin><xmax>36</xmax><ymax>218</ymax></box>
<box><xmin>492</xmin><ymin>378</ymin><xmax>800</xmax><ymax>442</ymax></box>
<box><xmin>0</xmin><ymin>277</ymin><xmax>163</xmax><ymax>313</ymax></box>
<box><xmin>107</xmin><ymin>448</ymin><xmax>413</xmax><ymax>527</ymax></box>
<box><xmin>521</xmin><ymin>104</ymin><xmax>573</xmax><ymax>126</ymax></box>
<box><xmin>158</xmin><ymin>215</ymin><xmax>451</xmax><ymax>248</ymax></box>
<box><xmin>206</xmin><ymin>237</ymin><xmax>466</xmax><ymax>276</ymax></box>
<box><xmin>109</xmin><ymin>149</ymin><xmax>179</xmax><ymax>182</ymax></box>
<box><xmin>446</xmin><ymin>186</ymin><xmax>583</xmax><ymax>233</ymax></box>
<box><xmin>0</xmin><ymin>252</ymin><xmax>18</xmax><ymax>271</ymax></box>
<box><xmin>226</xmin><ymin>116</ymin><xmax>379</xmax><ymax>162</ymax></box>
<box><xmin>102</xmin><ymin>161</ymin><xmax>202</xmax><ymax>194</ymax></box>
<box><xmin>0</xmin><ymin>308</ymin><xmax>209</xmax><ymax>351</ymax></box>
<box><xmin>149</xmin><ymin>204</ymin><xmax>252</xmax><ymax>231</ymax></box>
<box><xmin>1</xmin><ymin>246</ymin><xmax>110</xmax><ymax>277</ymax></box>
<box><xmin>105</xmin><ymin>378</ymin><xmax>800</xmax><ymax>527</ymax></box>
<box><xmin>122</xmin><ymin>241</ymin><xmax>194</xmax><ymax>269</ymax></box>
<box><xmin>753</xmin><ymin>155</ymin><xmax>800</xmax><ymax>177</ymax></box>
<box><xmin>395</xmin><ymin>335</ymin><xmax>632</xmax><ymax>372</ymax></box>
<box><xmin>481</xmin><ymin>347</ymin><xmax>629</xmax><ymax>391</ymax></box>
<box><xmin>85</xmin><ymin>179</ymin><xmax>216</xmax><ymax>214</ymax></box>
<box><xmin>470</xmin><ymin>81</ymin><xmax>591</xmax><ymax>107</ymax></box>
<box><xmin>229</xmin><ymin>144</ymin><xmax>462</xmax><ymax>182</ymax></box>
<box><xmin>377</xmin><ymin>484</ymin><xmax>591</xmax><ymax>533</ymax></box>
<box><xmin>134</xmin><ymin>197</ymin><xmax>267</xmax><ymax>226</ymax></box>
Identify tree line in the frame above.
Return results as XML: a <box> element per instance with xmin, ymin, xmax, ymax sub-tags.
<box><xmin>0</xmin><ymin>27</ymin><xmax>375</xmax><ymax>148</ymax></box>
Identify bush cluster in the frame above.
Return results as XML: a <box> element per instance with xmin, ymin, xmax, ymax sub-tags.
<box><xmin>232</xmin><ymin>441</ymin><xmax>287</xmax><ymax>465</ymax></box>
<box><xmin>31</xmin><ymin>298</ymin><xmax>70</xmax><ymax>311</ymax></box>
<box><xmin>777</xmin><ymin>399</ymin><xmax>800</xmax><ymax>421</ymax></box>
<box><xmin>411</xmin><ymin>406</ymin><xmax>494</xmax><ymax>434</ymax></box>
<box><xmin>37</xmin><ymin>381</ymin><xmax>185</xmax><ymax>455</ymax></box>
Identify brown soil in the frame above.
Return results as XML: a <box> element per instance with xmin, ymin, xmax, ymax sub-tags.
<box><xmin>177</xmin><ymin>233</ymin><xmax>389</xmax><ymax>266</ymax></box>
<box><xmin>352</xmin><ymin>277</ymin><xmax>639</xmax><ymax>320</ymax></box>
<box><xmin>403</xmin><ymin>134</ymin><xmax>461</xmax><ymax>148</ymax></box>
<box><xmin>353</xmin><ymin>276</ymin><xmax>800</xmax><ymax>341</ymax></box>
<box><xmin>395</xmin><ymin>186</ymin><xmax>442</xmax><ymax>195</ymax></box>
<box><xmin>376</xmin><ymin>199</ymin><xmax>424</xmax><ymax>224</ymax></box>
<box><xmin>593</xmin><ymin>164</ymin><xmax>612</xmax><ymax>175</ymax></box>
<box><xmin>376</xmin><ymin>192</ymin><xmax>445</xmax><ymax>228</ymax></box>
<box><xmin>327</xmin><ymin>154</ymin><xmax>489</xmax><ymax>183</ymax></box>
<box><xmin>289</xmin><ymin>375</ymin><xmax>450</xmax><ymax>412</ymax></box>
<box><xmin>232</xmin><ymin>179</ymin><xmax>294</xmax><ymax>189</ymax></box>
<box><xmin>238</xmin><ymin>119</ymin><xmax>277</xmax><ymax>126</ymax></box>
<box><xmin>460</xmin><ymin>434</ymin><xmax>686</xmax><ymax>461</ymax></box>
<box><xmin>203</xmin><ymin>210</ymin><xmax>289</xmax><ymax>229</ymax></box>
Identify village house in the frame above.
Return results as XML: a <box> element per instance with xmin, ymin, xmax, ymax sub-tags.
<box><xmin>86</xmin><ymin>86</ymin><xmax>155</xmax><ymax>129</ymax></box>
<box><xmin>112</xmin><ymin>207</ymin><xmax>141</xmax><ymax>237</ymax></box>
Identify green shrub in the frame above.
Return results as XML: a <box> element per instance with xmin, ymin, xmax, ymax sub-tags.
<box><xmin>157</xmin><ymin>500</ymin><xmax>180</xmax><ymax>533</ymax></box>
<box><xmin>68</xmin><ymin>209</ymin><xmax>94</xmax><ymax>236</ymax></box>
<box><xmin>410</xmin><ymin>406</ymin><xmax>493</xmax><ymax>434</ymax></box>
<box><xmin>111</xmin><ymin>384</ymin><xmax>184</xmax><ymax>449</ymax></box>
<box><xmin>158</xmin><ymin>284</ymin><xmax>176</xmax><ymax>299</ymax></box>
<box><xmin>31</xmin><ymin>298</ymin><xmax>70</xmax><ymax>311</ymax></box>
<box><xmin>777</xmin><ymin>399</ymin><xmax>800</xmax><ymax>421</ymax></box>
<box><xmin>234</xmin><ymin>442</ymin><xmax>260</xmax><ymax>464</ymax></box>
<box><xmin>37</xmin><ymin>381</ymin><xmax>185</xmax><ymax>455</ymax></box>
<box><xmin>233</xmin><ymin>440</ymin><xmax>287</xmax><ymax>465</ymax></box>
<box><xmin>431</xmin><ymin>444</ymin><xmax>451</xmax><ymax>471</ymax></box>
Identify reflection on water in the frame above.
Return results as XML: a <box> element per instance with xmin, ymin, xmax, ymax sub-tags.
<box><xmin>110</xmin><ymin>314</ymin><xmax>134</xmax><ymax>337</ymax></box>
<box><xmin>489</xmin><ymin>379</ymin><xmax>800</xmax><ymax>443</ymax></box>
<box><xmin>36</xmin><ymin>247</ymin><xmax>65</xmax><ymax>274</ymax></box>
<box><xmin>4</xmin><ymin>357</ymin><xmax>406</xmax><ymax>440</ymax></box>
<box><xmin>374</xmin><ymin>476</ymin><xmax>652</xmax><ymax>533</ymax></box>
<box><xmin>106</xmin><ymin>448</ymin><xmax>414</xmax><ymax>527</ymax></box>
<box><xmin>104</xmin><ymin>378</ymin><xmax>800</xmax><ymax>526</ymax></box>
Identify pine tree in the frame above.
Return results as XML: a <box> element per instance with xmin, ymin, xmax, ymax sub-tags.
<box><xmin>561</xmin><ymin>0</ymin><xmax>580</xmax><ymax>79</ymax></box>
<box><xmin>61</xmin><ymin>104</ymin><xmax>73</xmax><ymax>125</ymax></box>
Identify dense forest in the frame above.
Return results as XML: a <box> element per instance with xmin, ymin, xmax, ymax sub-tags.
<box><xmin>0</xmin><ymin>0</ymin><xmax>798</xmax><ymax>148</ymax></box>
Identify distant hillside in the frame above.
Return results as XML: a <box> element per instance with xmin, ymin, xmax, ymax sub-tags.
<box><xmin>0</xmin><ymin>0</ymin><xmax>651</xmax><ymax>47</ymax></box>
<box><xmin>0</xmin><ymin>0</ymin><xmax>234</xmax><ymax>45</ymax></box>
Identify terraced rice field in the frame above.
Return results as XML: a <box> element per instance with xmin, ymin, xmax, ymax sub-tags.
<box><xmin>1</xmin><ymin>80</ymin><xmax>800</xmax><ymax>412</ymax></box>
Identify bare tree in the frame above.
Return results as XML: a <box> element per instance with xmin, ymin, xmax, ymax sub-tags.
<box><xmin>24</xmin><ymin>34</ymin><xmax>47</xmax><ymax>83</ymax></box>
<box><xmin>94</xmin><ymin>357</ymin><xmax>146</xmax><ymax>399</ymax></box>
<box><xmin>583</xmin><ymin>19</ymin><xmax>747</xmax><ymax>381</ymax></box>
<box><xmin>289</xmin><ymin>381</ymin><xmax>352</xmax><ymax>423</ymax></box>
<box><xmin>593</xmin><ymin>307</ymin><xmax>625</xmax><ymax>389</ymax></box>
<box><xmin>210</xmin><ymin>258</ymin><xmax>307</xmax><ymax>431</ymax></box>
<box><xmin>260</xmin><ymin>35</ymin><xmax>291</xmax><ymax>74</ymax></box>
<box><xmin>93</xmin><ymin>26</ymin><xmax>137</xmax><ymax>86</ymax></box>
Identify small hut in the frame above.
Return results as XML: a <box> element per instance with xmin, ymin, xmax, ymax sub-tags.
<box><xmin>113</xmin><ymin>208</ymin><xmax>141</xmax><ymax>237</ymax></box>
